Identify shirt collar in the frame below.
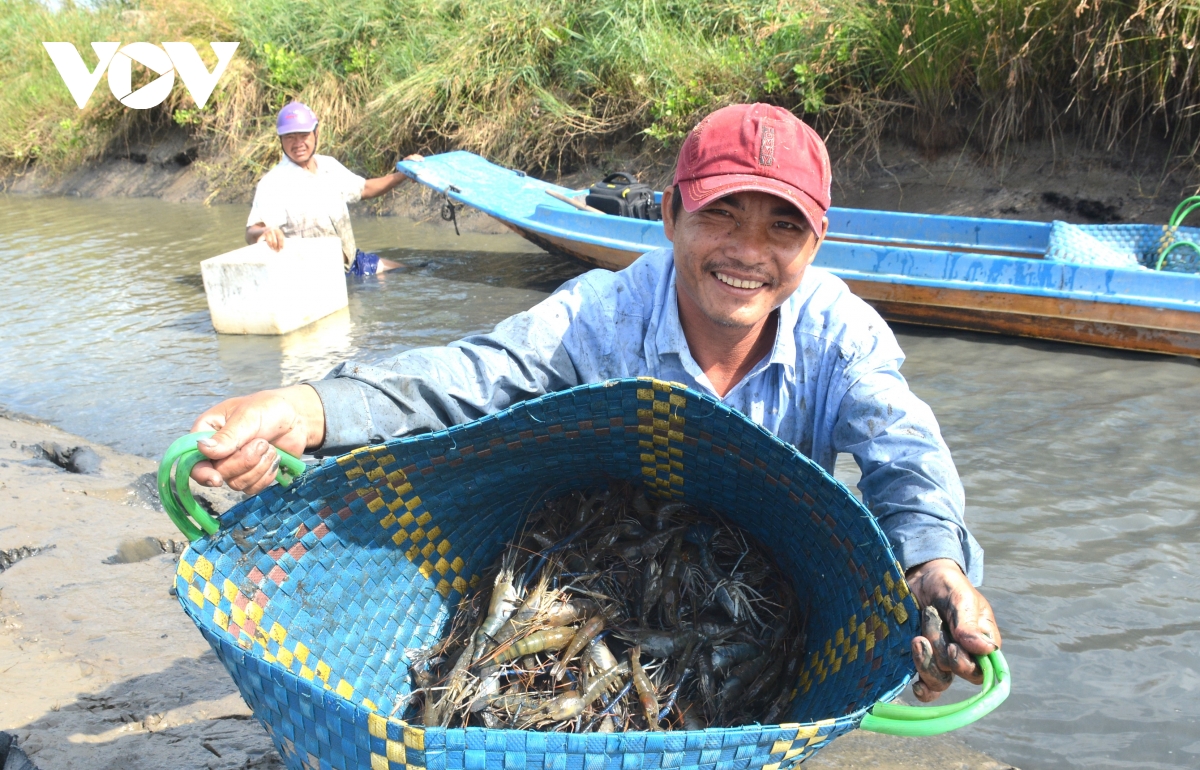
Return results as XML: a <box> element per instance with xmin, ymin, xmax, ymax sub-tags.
<box><xmin>279</xmin><ymin>154</ymin><xmax>321</xmax><ymax>174</ymax></box>
<box><xmin>654</xmin><ymin>272</ymin><xmax>689</xmax><ymax>358</ymax></box>
<box><xmin>767</xmin><ymin>290</ymin><xmax>800</xmax><ymax>372</ymax></box>
<box><xmin>653</xmin><ymin>251</ymin><xmax>800</xmax><ymax>376</ymax></box>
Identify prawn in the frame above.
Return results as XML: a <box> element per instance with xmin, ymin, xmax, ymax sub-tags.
<box><xmin>551</xmin><ymin>614</ymin><xmax>605</xmax><ymax>680</ymax></box>
<box><xmin>486</xmin><ymin>626</ymin><xmax>576</xmax><ymax>668</ymax></box>
<box><xmin>529</xmin><ymin>662</ymin><xmax>632</xmax><ymax>727</ymax></box>
<box><xmin>480</xmin><ymin>690</ymin><xmax>548</xmax><ymax>718</ymax></box>
<box><xmin>473</xmin><ymin>560</ymin><xmax>519</xmax><ymax>655</ymax></box>
<box><xmin>581</xmin><ymin>662</ymin><xmax>631</xmax><ymax>710</ymax></box>
<box><xmin>618</xmin><ymin>526</ymin><xmax>685</xmax><ymax>561</ymax></box>
<box><xmin>627</xmin><ymin>628</ymin><xmax>697</xmax><ymax>658</ymax></box>
<box><xmin>678</xmin><ymin>698</ymin><xmax>706</xmax><ymax>731</ymax></box>
<box><xmin>492</xmin><ymin>574</ymin><xmax>551</xmax><ymax>647</ymax></box>
<box><xmin>762</xmin><ymin>636</ymin><xmax>805</xmax><ymax>724</ymax></box>
<box><xmin>543</xmin><ymin>597</ymin><xmax>597</xmax><ymax>627</ymax></box>
<box><xmin>584</xmin><ymin>636</ymin><xmax>619</xmax><ymax>674</ymax></box>
<box><xmin>711</xmin><ymin>642</ymin><xmax>761</xmax><ymax>672</ymax></box>
<box><xmin>685</xmin><ymin>523</ymin><xmax>739</xmax><ymax>619</ymax></box>
<box><xmin>717</xmin><ymin>649</ymin><xmax>769</xmax><ymax>712</ymax></box>
<box><xmin>658</xmin><ymin>537</ymin><xmax>687</xmax><ymax>626</ymax></box>
<box><xmin>653</xmin><ymin>501</ymin><xmax>690</xmax><ymax>532</ymax></box>
<box><xmin>630</xmin><ymin>645</ymin><xmax>660</xmax><ymax>730</ymax></box>
<box><xmin>696</xmin><ymin>650</ymin><xmax>716</xmax><ymax>718</ymax></box>
<box><xmin>639</xmin><ymin>559</ymin><xmax>663</xmax><ymax>624</ymax></box>
<box><xmin>656</xmin><ymin>634</ymin><xmax>700</xmax><ymax>722</ymax></box>
<box><xmin>528</xmin><ymin>532</ymin><xmax>556</xmax><ymax>550</ymax></box>
<box><xmin>594</xmin><ymin>519</ymin><xmax>650</xmax><ymax>555</ymax></box>
<box><xmin>425</xmin><ymin>634</ymin><xmax>476</xmax><ymax>727</ymax></box>
<box><xmin>743</xmin><ymin>649</ymin><xmax>784</xmax><ymax>704</ymax></box>
<box><xmin>632</xmin><ymin>491</ymin><xmax>653</xmax><ymax>520</ymax></box>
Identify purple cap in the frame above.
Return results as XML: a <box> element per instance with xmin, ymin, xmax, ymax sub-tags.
<box><xmin>276</xmin><ymin>101</ymin><xmax>318</xmax><ymax>135</ymax></box>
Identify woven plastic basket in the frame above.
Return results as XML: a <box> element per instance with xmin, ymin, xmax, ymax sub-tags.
<box><xmin>169</xmin><ymin>378</ymin><xmax>925</xmax><ymax>770</ymax></box>
<box><xmin>1045</xmin><ymin>221</ymin><xmax>1200</xmax><ymax>273</ymax></box>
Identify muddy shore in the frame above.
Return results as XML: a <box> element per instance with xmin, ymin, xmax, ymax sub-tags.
<box><xmin>6</xmin><ymin>129</ymin><xmax>1197</xmax><ymax>232</ymax></box>
<box><xmin>0</xmin><ymin>412</ymin><xmax>1017</xmax><ymax>769</ymax></box>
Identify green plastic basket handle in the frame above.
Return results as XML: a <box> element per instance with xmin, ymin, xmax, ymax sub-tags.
<box><xmin>158</xmin><ymin>431</ymin><xmax>307</xmax><ymax>542</ymax></box>
<box><xmin>1157</xmin><ymin>195</ymin><xmax>1200</xmax><ymax>270</ymax></box>
<box><xmin>860</xmin><ymin>649</ymin><xmax>1010</xmax><ymax>736</ymax></box>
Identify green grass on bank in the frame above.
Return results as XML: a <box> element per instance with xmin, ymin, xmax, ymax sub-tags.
<box><xmin>4</xmin><ymin>0</ymin><xmax>1200</xmax><ymax>199</ymax></box>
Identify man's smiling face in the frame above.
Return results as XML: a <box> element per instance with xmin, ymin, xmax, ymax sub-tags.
<box><xmin>280</xmin><ymin>130</ymin><xmax>316</xmax><ymax>166</ymax></box>
<box><xmin>663</xmin><ymin>187</ymin><xmax>828</xmax><ymax>329</ymax></box>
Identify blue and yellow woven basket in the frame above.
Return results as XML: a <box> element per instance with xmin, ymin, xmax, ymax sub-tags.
<box><xmin>173</xmin><ymin>378</ymin><xmax>920</xmax><ymax>770</ymax></box>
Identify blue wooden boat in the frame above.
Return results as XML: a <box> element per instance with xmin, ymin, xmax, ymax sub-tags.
<box><xmin>396</xmin><ymin>152</ymin><xmax>1200</xmax><ymax>358</ymax></box>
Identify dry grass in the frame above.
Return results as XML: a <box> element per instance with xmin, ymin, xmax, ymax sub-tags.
<box><xmin>831</xmin><ymin>0</ymin><xmax>1200</xmax><ymax>158</ymax></box>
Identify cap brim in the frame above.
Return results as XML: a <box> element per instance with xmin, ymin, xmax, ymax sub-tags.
<box><xmin>679</xmin><ymin>174</ymin><xmax>825</xmax><ymax>235</ymax></box>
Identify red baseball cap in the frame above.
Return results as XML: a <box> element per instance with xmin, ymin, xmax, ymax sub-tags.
<box><xmin>672</xmin><ymin>103</ymin><xmax>831</xmax><ymax>233</ymax></box>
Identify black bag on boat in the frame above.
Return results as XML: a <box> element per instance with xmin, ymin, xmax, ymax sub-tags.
<box><xmin>585</xmin><ymin>172</ymin><xmax>662</xmax><ymax>221</ymax></box>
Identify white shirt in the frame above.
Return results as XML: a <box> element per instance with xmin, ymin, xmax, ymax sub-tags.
<box><xmin>246</xmin><ymin>154</ymin><xmax>366</xmax><ymax>260</ymax></box>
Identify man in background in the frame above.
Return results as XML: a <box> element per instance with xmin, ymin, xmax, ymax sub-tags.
<box><xmin>245</xmin><ymin>101</ymin><xmax>422</xmax><ymax>276</ymax></box>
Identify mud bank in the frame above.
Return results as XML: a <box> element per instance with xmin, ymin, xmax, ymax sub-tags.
<box><xmin>0</xmin><ymin>412</ymin><xmax>1017</xmax><ymax>770</ymax></box>
<box><xmin>3</xmin><ymin>127</ymin><xmax>211</xmax><ymax>204</ymax></box>
<box><xmin>831</xmin><ymin>137</ymin><xmax>1196</xmax><ymax>225</ymax></box>
<box><xmin>5</xmin><ymin>131</ymin><xmax>1197</xmax><ymax>236</ymax></box>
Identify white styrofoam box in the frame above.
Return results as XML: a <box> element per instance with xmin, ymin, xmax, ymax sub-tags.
<box><xmin>201</xmin><ymin>237</ymin><xmax>348</xmax><ymax>335</ymax></box>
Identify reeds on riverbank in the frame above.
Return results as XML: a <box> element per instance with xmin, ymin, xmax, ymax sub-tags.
<box><xmin>844</xmin><ymin>0</ymin><xmax>1200</xmax><ymax>158</ymax></box>
<box><xmin>3</xmin><ymin>0</ymin><xmax>1200</xmax><ymax>197</ymax></box>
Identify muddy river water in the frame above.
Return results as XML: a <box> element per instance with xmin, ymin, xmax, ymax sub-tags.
<box><xmin>1</xmin><ymin>195</ymin><xmax>1197</xmax><ymax>770</ymax></box>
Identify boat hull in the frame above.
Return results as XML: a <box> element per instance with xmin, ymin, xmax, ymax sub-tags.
<box><xmin>399</xmin><ymin>152</ymin><xmax>1200</xmax><ymax>359</ymax></box>
<box><xmin>845</xmin><ymin>280</ymin><xmax>1200</xmax><ymax>357</ymax></box>
<box><xmin>507</xmin><ymin>224</ymin><xmax>639</xmax><ymax>272</ymax></box>
<box><xmin>510</xmin><ymin>225</ymin><xmax>1200</xmax><ymax>357</ymax></box>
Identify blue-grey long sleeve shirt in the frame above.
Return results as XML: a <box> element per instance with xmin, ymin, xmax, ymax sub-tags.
<box><xmin>307</xmin><ymin>247</ymin><xmax>984</xmax><ymax>584</ymax></box>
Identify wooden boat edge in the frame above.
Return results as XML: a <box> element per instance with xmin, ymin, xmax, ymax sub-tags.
<box><xmin>513</xmin><ymin>224</ymin><xmax>1200</xmax><ymax>358</ymax></box>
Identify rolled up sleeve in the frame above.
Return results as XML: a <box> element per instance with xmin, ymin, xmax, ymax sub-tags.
<box><xmin>306</xmin><ymin>274</ymin><xmax>609</xmax><ymax>454</ymax></box>
<box><xmin>832</xmin><ymin>362</ymin><xmax>984</xmax><ymax>585</ymax></box>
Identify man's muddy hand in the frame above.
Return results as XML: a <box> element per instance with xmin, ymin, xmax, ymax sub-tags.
<box><xmin>189</xmin><ymin>384</ymin><xmax>326</xmax><ymax>495</ymax></box>
<box><xmin>904</xmin><ymin>558</ymin><xmax>1000</xmax><ymax>702</ymax></box>
<box><xmin>258</xmin><ymin>226</ymin><xmax>286</xmax><ymax>251</ymax></box>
